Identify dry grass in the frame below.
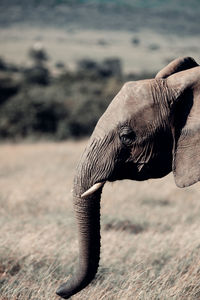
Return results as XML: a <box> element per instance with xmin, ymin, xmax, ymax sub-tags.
<box><xmin>1</xmin><ymin>141</ymin><xmax>200</xmax><ymax>299</ymax></box>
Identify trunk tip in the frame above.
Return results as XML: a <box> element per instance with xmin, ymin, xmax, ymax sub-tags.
<box><xmin>56</xmin><ymin>283</ymin><xmax>71</xmax><ymax>299</ymax></box>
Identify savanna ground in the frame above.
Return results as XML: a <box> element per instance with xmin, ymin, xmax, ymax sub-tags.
<box><xmin>1</xmin><ymin>141</ymin><xmax>200</xmax><ymax>299</ymax></box>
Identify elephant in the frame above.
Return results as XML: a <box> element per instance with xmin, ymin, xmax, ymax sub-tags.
<box><xmin>56</xmin><ymin>56</ymin><xmax>200</xmax><ymax>299</ymax></box>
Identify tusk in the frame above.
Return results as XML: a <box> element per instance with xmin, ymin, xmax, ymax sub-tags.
<box><xmin>81</xmin><ymin>182</ymin><xmax>105</xmax><ymax>198</ymax></box>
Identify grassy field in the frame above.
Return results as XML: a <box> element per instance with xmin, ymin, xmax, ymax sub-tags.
<box><xmin>1</xmin><ymin>141</ymin><xmax>200</xmax><ymax>299</ymax></box>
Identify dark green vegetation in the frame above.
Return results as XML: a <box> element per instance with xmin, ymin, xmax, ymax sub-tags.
<box><xmin>0</xmin><ymin>52</ymin><xmax>154</xmax><ymax>141</ymax></box>
<box><xmin>0</xmin><ymin>0</ymin><xmax>199</xmax><ymax>35</ymax></box>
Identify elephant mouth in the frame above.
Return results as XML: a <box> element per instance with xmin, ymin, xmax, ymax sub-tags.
<box><xmin>81</xmin><ymin>181</ymin><xmax>106</xmax><ymax>198</ymax></box>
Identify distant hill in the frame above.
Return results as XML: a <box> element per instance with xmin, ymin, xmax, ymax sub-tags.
<box><xmin>0</xmin><ymin>0</ymin><xmax>199</xmax><ymax>35</ymax></box>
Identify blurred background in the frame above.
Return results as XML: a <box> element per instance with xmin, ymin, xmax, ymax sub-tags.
<box><xmin>0</xmin><ymin>0</ymin><xmax>199</xmax><ymax>140</ymax></box>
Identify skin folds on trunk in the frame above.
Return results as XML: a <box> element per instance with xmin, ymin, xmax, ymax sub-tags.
<box><xmin>56</xmin><ymin>189</ymin><xmax>102</xmax><ymax>299</ymax></box>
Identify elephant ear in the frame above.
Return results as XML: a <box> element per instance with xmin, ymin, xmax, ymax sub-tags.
<box><xmin>156</xmin><ymin>56</ymin><xmax>198</xmax><ymax>79</ymax></box>
<box><xmin>166</xmin><ymin>66</ymin><xmax>200</xmax><ymax>188</ymax></box>
<box><xmin>156</xmin><ymin>57</ymin><xmax>200</xmax><ymax>187</ymax></box>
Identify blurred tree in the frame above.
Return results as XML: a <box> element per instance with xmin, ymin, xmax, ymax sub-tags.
<box><xmin>28</xmin><ymin>42</ymin><xmax>49</xmax><ymax>66</ymax></box>
<box><xmin>26</xmin><ymin>43</ymin><xmax>50</xmax><ymax>85</ymax></box>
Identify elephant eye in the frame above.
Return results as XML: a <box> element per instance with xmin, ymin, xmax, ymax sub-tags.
<box><xmin>119</xmin><ymin>128</ymin><xmax>135</xmax><ymax>146</ymax></box>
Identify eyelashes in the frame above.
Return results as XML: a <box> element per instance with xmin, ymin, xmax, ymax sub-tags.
<box><xmin>119</xmin><ymin>127</ymin><xmax>136</xmax><ymax>146</ymax></box>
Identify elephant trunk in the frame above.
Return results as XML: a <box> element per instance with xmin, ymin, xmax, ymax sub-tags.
<box><xmin>56</xmin><ymin>186</ymin><xmax>102</xmax><ymax>299</ymax></box>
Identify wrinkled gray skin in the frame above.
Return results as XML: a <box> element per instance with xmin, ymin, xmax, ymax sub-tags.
<box><xmin>57</xmin><ymin>57</ymin><xmax>200</xmax><ymax>299</ymax></box>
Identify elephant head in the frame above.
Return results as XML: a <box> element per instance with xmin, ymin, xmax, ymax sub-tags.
<box><xmin>56</xmin><ymin>57</ymin><xmax>200</xmax><ymax>299</ymax></box>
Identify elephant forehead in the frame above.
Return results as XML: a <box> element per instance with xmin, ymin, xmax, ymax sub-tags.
<box><xmin>95</xmin><ymin>80</ymin><xmax>156</xmax><ymax>133</ymax></box>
